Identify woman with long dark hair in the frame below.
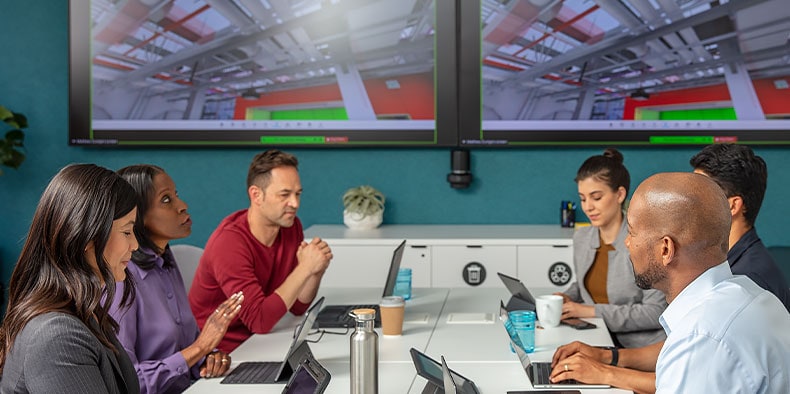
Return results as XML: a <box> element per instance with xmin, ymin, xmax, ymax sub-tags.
<box><xmin>0</xmin><ymin>164</ymin><xmax>141</xmax><ymax>393</ymax></box>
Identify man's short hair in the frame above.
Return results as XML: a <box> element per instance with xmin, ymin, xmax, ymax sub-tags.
<box><xmin>246</xmin><ymin>149</ymin><xmax>299</xmax><ymax>190</ymax></box>
<box><xmin>689</xmin><ymin>144</ymin><xmax>767</xmax><ymax>226</ymax></box>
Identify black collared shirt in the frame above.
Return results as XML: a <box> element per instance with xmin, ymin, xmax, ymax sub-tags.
<box><xmin>728</xmin><ymin>227</ymin><xmax>790</xmax><ymax>313</ymax></box>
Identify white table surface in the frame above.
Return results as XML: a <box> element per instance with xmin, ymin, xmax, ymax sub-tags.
<box><xmin>185</xmin><ymin>287</ymin><xmax>632</xmax><ymax>394</ymax></box>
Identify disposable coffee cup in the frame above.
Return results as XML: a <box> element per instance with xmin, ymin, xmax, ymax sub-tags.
<box><xmin>379</xmin><ymin>296</ymin><xmax>405</xmax><ymax>336</ymax></box>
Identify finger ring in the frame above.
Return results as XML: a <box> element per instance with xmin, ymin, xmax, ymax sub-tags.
<box><xmin>564</xmin><ymin>364</ymin><xmax>569</xmax><ymax>372</ymax></box>
<box><xmin>221</xmin><ymin>358</ymin><xmax>229</xmax><ymax>364</ymax></box>
<box><xmin>215</xmin><ymin>308</ymin><xmax>220</xmax><ymax>314</ymax></box>
<box><xmin>223</xmin><ymin>312</ymin><xmax>228</xmax><ymax>317</ymax></box>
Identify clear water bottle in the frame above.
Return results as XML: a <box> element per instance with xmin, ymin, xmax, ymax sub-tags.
<box><xmin>350</xmin><ymin>308</ymin><xmax>378</xmax><ymax>394</ymax></box>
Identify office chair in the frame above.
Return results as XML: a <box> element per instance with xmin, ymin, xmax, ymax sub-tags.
<box><xmin>170</xmin><ymin>244</ymin><xmax>204</xmax><ymax>292</ymax></box>
<box><xmin>766</xmin><ymin>246</ymin><xmax>790</xmax><ymax>287</ymax></box>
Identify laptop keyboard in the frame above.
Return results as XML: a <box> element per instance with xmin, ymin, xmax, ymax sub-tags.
<box><xmin>221</xmin><ymin>361</ymin><xmax>280</xmax><ymax>384</ymax></box>
<box><xmin>533</xmin><ymin>362</ymin><xmax>577</xmax><ymax>385</ymax></box>
<box><xmin>316</xmin><ymin>304</ymin><xmax>381</xmax><ymax>328</ymax></box>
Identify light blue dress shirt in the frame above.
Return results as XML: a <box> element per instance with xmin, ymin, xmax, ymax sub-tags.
<box><xmin>656</xmin><ymin>262</ymin><xmax>790</xmax><ymax>393</ymax></box>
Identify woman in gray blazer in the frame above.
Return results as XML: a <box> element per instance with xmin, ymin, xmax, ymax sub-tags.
<box><xmin>557</xmin><ymin>148</ymin><xmax>667</xmax><ymax>348</ymax></box>
<box><xmin>0</xmin><ymin>164</ymin><xmax>141</xmax><ymax>394</ymax></box>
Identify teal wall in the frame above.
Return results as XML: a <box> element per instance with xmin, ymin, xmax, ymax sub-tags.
<box><xmin>1</xmin><ymin>1</ymin><xmax>789</xmax><ymax>285</ymax></box>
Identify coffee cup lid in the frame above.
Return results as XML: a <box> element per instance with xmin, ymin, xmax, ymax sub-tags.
<box><xmin>380</xmin><ymin>295</ymin><xmax>405</xmax><ymax>307</ymax></box>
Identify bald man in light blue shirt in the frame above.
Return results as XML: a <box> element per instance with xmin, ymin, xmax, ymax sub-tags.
<box><xmin>630</xmin><ymin>173</ymin><xmax>789</xmax><ymax>393</ymax></box>
<box><xmin>656</xmin><ymin>261</ymin><xmax>789</xmax><ymax>393</ymax></box>
<box><xmin>551</xmin><ymin>173</ymin><xmax>790</xmax><ymax>393</ymax></box>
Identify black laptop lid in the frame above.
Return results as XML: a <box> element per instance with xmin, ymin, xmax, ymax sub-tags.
<box><xmin>410</xmin><ymin>348</ymin><xmax>480</xmax><ymax>394</ymax></box>
<box><xmin>381</xmin><ymin>240</ymin><xmax>407</xmax><ymax>297</ymax></box>
<box><xmin>497</xmin><ymin>272</ymin><xmax>537</xmax><ymax>311</ymax></box>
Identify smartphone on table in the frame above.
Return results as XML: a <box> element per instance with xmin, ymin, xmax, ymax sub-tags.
<box><xmin>560</xmin><ymin>318</ymin><xmax>596</xmax><ymax>330</ymax></box>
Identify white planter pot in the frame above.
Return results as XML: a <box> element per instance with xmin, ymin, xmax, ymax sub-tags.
<box><xmin>343</xmin><ymin>209</ymin><xmax>383</xmax><ymax>230</ymax></box>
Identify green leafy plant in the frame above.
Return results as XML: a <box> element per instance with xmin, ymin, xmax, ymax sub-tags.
<box><xmin>342</xmin><ymin>185</ymin><xmax>386</xmax><ymax>217</ymax></box>
<box><xmin>0</xmin><ymin>105</ymin><xmax>27</xmax><ymax>175</ymax></box>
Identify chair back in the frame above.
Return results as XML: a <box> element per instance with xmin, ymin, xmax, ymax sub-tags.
<box><xmin>170</xmin><ymin>244</ymin><xmax>204</xmax><ymax>292</ymax></box>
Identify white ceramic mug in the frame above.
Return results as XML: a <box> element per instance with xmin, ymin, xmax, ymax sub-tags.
<box><xmin>535</xmin><ymin>295</ymin><xmax>563</xmax><ymax>328</ymax></box>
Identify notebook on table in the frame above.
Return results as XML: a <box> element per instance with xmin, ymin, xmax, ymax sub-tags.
<box><xmin>314</xmin><ymin>240</ymin><xmax>406</xmax><ymax>329</ymax></box>
<box><xmin>498</xmin><ymin>300</ymin><xmax>609</xmax><ymax>389</ymax></box>
<box><xmin>221</xmin><ymin>297</ymin><xmax>324</xmax><ymax>384</ymax></box>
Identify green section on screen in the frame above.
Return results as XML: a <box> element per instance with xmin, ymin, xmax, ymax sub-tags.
<box><xmin>638</xmin><ymin>109</ymin><xmax>660</xmax><ymax>120</ymax></box>
<box><xmin>259</xmin><ymin>136</ymin><xmax>326</xmax><ymax>144</ymax></box>
<box><xmin>660</xmin><ymin>107</ymin><xmax>736</xmax><ymax>120</ymax></box>
<box><xmin>247</xmin><ymin>107</ymin><xmax>348</xmax><ymax>120</ymax></box>
<box><xmin>649</xmin><ymin>136</ymin><xmax>715</xmax><ymax>144</ymax></box>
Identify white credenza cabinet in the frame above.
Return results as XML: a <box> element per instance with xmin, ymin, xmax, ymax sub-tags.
<box><xmin>305</xmin><ymin>225</ymin><xmax>576</xmax><ymax>290</ymax></box>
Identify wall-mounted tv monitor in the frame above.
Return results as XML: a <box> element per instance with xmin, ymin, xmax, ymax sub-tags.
<box><xmin>458</xmin><ymin>0</ymin><xmax>790</xmax><ymax>146</ymax></box>
<box><xmin>69</xmin><ymin>0</ymin><xmax>457</xmax><ymax>147</ymax></box>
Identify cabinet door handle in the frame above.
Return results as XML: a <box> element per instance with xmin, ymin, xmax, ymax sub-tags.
<box><xmin>466</xmin><ymin>245</ymin><xmax>483</xmax><ymax>248</ymax></box>
<box><xmin>410</xmin><ymin>245</ymin><xmax>428</xmax><ymax>249</ymax></box>
<box><xmin>552</xmin><ymin>245</ymin><xmax>569</xmax><ymax>248</ymax></box>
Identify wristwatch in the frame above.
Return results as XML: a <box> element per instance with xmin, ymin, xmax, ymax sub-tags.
<box><xmin>605</xmin><ymin>346</ymin><xmax>619</xmax><ymax>366</ymax></box>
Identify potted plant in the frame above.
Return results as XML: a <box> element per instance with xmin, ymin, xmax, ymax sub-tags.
<box><xmin>0</xmin><ymin>105</ymin><xmax>27</xmax><ymax>175</ymax></box>
<box><xmin>342</xmin><ymin>185</ymin><xmax>386</xmax><ymax>230</ymax></box>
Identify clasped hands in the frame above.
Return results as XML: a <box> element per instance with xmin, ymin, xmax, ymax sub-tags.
<box><xmin>297</xmin><ymin>237</ymin><xmax>333</xmax><ymax>275</ymax></box>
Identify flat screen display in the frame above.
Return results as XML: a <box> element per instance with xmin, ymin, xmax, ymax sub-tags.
<box><xmin>69</xmin><ymin>0</ymin><xmax>458</xmax><ymax>147</ymax></box>
<box><xmin>458</xmin><ymin>0</ymin><xmax>790</xmax><ymax>146</ymax></box>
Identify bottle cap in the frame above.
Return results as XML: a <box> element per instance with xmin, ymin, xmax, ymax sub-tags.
<box><xmin>350</xmin><ymin>308</ymin><xmax>376</xmax><ymax>320</ymax></box>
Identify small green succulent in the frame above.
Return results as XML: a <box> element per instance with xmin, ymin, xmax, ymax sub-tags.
<box><xmin>342</xmin><ymin>185</ymin><xmax>386</xmax><ymax>217</ymax></box>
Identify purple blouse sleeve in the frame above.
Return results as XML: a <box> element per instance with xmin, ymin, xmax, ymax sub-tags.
<box><xmin>109</xmin><ymin>269</ymin><xmax>199</xmax><ymax>394</ymax></box>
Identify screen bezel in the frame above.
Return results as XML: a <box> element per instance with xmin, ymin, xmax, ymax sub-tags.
<box><xmin>457</xmin><ymin>0</ymin><xmax>790</xmax><ymax>147</ymax></box>
<box><xmin>68</xmin><ymin>0</ymin><xmax>459</xmax><ymax>147</ymax></box>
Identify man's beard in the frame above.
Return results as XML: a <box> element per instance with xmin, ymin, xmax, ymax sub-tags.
<box><xmin>633</xmin><ymin>256</ymin><xmax>666</xmax><ymax>290</ymax></box>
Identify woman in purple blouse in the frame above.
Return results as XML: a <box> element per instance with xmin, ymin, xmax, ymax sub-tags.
<box><xmin>110</xmin><ymin>165</ymin><xmax>244</xmax><ymax>394</ymax></box>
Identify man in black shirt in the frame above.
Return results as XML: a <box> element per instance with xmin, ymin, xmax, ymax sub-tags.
<box><xmin>690</xmin><ymin>144</ymin><xmax>790</xmax><ymax>312</ymax></box>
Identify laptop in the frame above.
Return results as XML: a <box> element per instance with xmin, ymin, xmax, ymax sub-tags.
<box><xmin>498</xmin><ymin>301</ymin><xmax>609</xmax><ymax>389</ymax></box>
<box><xmin>410</xmin><ymin>348</ymin><xmax>480</xmax><ymax>394</ymax></box>
<box><xmin>315</xmin><ymin>240</ymin><xmax>407</xmax><ymax>328</ymax></box>
<box><xmin>497</xmin><ymin>272</ymin><xmax>536</xmax><ymax>312</ymax></box>
<box><xmin>221</xmin><ymin>297</ymin><xmax>325</xmax><ymax>384</ymax></box>
<box><xmin>280</xmin><ymin>351</ymin><xmax>331</xmax><ymax>394</ymax></box>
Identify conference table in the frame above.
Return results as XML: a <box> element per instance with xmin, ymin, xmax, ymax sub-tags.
<box><xmin>184</xmin><ymin>287</ymin><xmax>632</xmax><ymax>394</ymax></box>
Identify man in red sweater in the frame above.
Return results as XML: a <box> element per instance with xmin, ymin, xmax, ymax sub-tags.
<box><xmin>189</xmin><ymin>149</ymin><xmax>333</xmax><ymax>352</ymax></box>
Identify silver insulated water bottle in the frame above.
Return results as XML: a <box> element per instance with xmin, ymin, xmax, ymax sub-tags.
<box><xmin>350</xmin><ymin>308</ymin><xmax>378</xmax><ymax>394</ymax></box>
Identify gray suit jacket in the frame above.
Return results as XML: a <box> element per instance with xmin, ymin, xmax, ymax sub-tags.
<box><xmin>565</xmin><ymin>220</ymin><xmax>667</xmax><ymax>348</ymax></box>
<box><xmin>1</xmin><ymin>312</ymin><xmax>140</xmax><ymax>394</ymax></box>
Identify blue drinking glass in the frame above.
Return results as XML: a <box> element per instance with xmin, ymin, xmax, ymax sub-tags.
<box><xmin>508</xmin><ymin>310</ymin><xmax>535</xmax><ymax>353</ymax></box>
<box><xmin>394</xmin><ymin>268</ymin><xmax>412</xmax><ymax>300</ymax></box>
